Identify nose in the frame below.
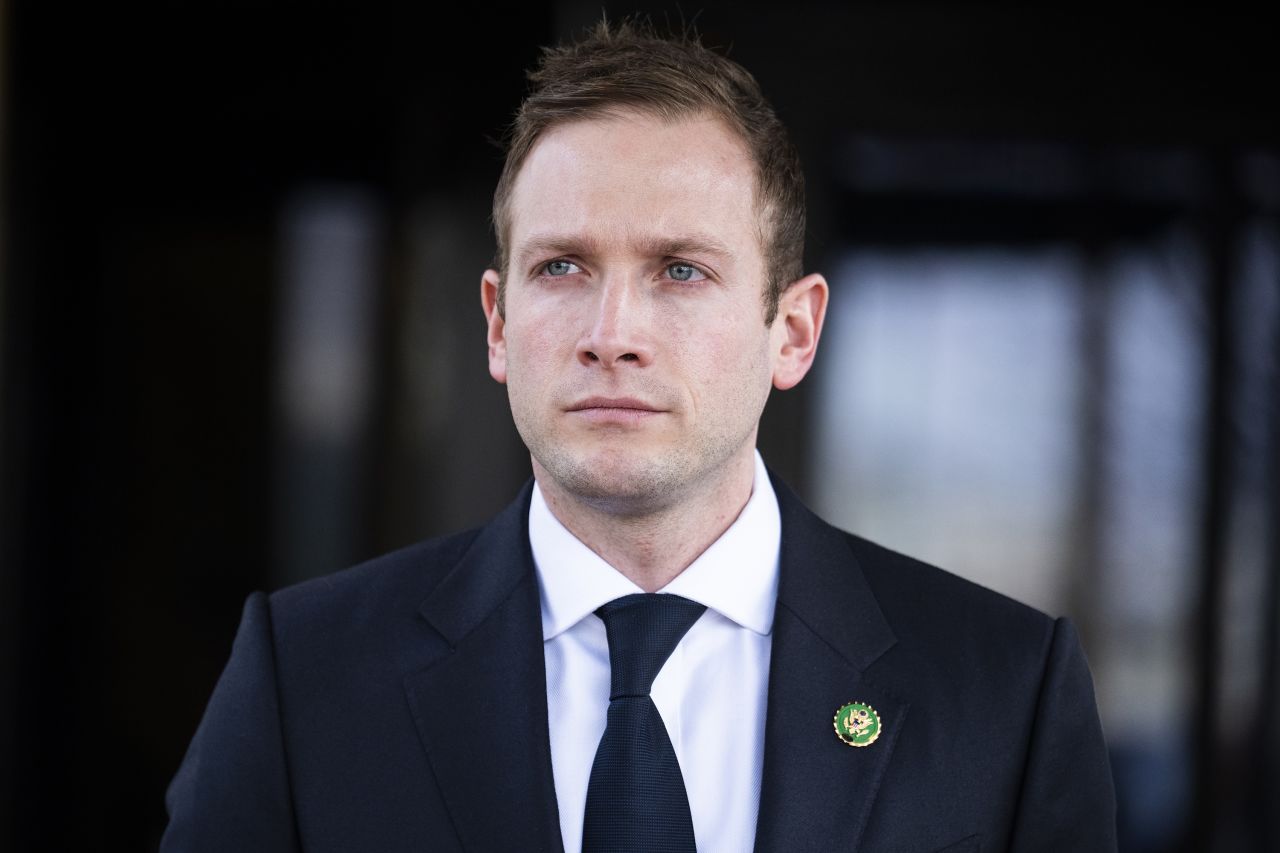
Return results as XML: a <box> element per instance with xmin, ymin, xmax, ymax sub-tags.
<box><xmin>577</xmin><ymin>277</ymin><xmax>653</xmax><ymax>368</ymax></box>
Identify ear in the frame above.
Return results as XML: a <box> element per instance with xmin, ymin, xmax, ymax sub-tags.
<box><xmin>481</xmin><ymin>269</ymin><xmax>508</xmax><ymax>384</ymax></box>
<box><xmin>770</xmin><ymin>273</ymin><xmax>828</xmax><ymax>391</ymax></box>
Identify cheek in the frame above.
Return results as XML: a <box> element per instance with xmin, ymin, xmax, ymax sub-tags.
<box><xmin>678</xmin><ymin>322</ymin><xmax>773</xmax><ymax>404</ymax></box>
<box><xmin>504</xmin><ymin>313</ymin><xmax>569</xmax><ymax>385</ymax></box>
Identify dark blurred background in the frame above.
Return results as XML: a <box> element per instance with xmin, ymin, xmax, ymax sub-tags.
<box><xmin>2</xmin><ymin>2</ymin><xmax>1277</xmax><ymax>851</ymax></box>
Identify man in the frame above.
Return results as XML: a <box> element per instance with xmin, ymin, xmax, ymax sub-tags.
<box><xmin>163</xmin><ymin>21</ymin><xmax>1116</xmax><ymax>853</ymax></box>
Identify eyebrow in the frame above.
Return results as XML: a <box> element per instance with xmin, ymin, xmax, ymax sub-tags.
<box><xmin>514</xmin><ymin>232</ymin><xmax>737</xmax><ymax>272</ymax></box>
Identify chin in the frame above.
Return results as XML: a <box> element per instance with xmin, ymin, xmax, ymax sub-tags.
<box><xmin>535</xmin><ymin>445</ymin><xmax>692</xmax><ymax>515</ymax></box>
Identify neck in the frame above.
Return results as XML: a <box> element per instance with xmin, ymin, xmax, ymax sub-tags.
<box><xmin>534</xmin><ymin>451</ymin><xmax>758</xmax><ymax>593</ymax></box>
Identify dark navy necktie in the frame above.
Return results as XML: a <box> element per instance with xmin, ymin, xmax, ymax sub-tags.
<box><xmin>582</xmin><ymin>593</ymin><xmax>706</xmax><ymax>853</ymax></box>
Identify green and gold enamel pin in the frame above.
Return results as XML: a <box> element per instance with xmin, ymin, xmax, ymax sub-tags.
<box><xmin>833</xmin><ymin>701</ymin><xmax>882</xmax><ymax>747</ymax></box>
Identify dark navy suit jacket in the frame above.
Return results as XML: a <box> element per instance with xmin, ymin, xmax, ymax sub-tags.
<box><xmin>162</xmin><ymin>476</ymin><xmax>1117</xmax><ymax>852</ymax></box>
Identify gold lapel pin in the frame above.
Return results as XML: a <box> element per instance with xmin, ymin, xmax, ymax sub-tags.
<box><xmin>833</xmin><ymin>701</ymin><xmax>882</xmax><ymax>747</ymax></box>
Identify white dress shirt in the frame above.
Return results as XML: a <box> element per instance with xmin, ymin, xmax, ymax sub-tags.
<box><xmin>530</xmin><ymin>450</ymin><xmax>781</xmax><ymax>853</ymax></box>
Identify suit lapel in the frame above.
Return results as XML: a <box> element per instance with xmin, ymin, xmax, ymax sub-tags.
<box><xmin>402</xmin><ymin>483</ymin><xmax>565</xmax><ymax>853</ymax></box>
<box><xmin>754</xmin><ymin>476</ymin><xmax>908</xmax><ymax>853</ymax></box>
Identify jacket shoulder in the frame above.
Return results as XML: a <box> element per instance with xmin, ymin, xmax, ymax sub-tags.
<box><xmin>848</xmin><ymin>532</ymin><xmax>1051</xmax><ymax>626</ymax></box>
<box><xmin>265</xmin><ymin>526</ymin><xmax>483</xmax><ymax>643</ymax></box>
<box><xmin>841</xmin><ymin>530</ymin><xmax>1059</xmax><ymax>672</ymax></box>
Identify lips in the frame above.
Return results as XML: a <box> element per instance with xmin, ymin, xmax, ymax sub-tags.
<box><xmin>565</xmin><ymin>396</ymin><xmax>667</xmax><ymax>424</ymax></box>
<box><xmin>566</xmin><ymin>396</ymin><xmax>663</xmax><ymax>413</ymax></box>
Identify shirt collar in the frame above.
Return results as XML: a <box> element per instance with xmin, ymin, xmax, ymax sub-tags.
<box><xmin>530</xmin><ymin>450</ymin><xmax>781</xmax><ymax>641</ymax></box>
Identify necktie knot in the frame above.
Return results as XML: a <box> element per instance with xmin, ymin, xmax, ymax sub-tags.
<box><xmin>595</xmin><ymin>593</ymin><xmax>707</xmax><ymax>701</ymax></box>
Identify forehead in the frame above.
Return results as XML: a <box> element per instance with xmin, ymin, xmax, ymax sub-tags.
<box><xmin>506</xmin><ymin>111</ymin><xmax>762</xmax><ymax>266</ymax></box>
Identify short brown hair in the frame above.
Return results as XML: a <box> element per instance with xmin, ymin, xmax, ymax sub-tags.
<box><xmin>491</xmin><ymin>19</ymin><xmax>806</xmax><ymax>323</ymax></box>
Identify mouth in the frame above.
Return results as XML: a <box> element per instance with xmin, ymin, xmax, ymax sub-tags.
<box><xmin>565</xmin><ymin>397</ymin><xmax>667</xmax><ymax>424</ymax></box>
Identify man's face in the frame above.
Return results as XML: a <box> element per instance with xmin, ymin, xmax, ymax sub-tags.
<box><xmin>483</xmin><ymin>111</ymin><xmax>806</xmax><ymax>513</ymax></box>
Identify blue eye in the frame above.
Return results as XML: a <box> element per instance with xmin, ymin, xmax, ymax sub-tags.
<box><xmin>668</xmin><ymin>263</ymin><xmax>704</xmax><ymax>282</ymax></box>
<box><xmin>544</xmin><ymin>260</ymin><xmax>580</xmax><ymax>276</ymax></box>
